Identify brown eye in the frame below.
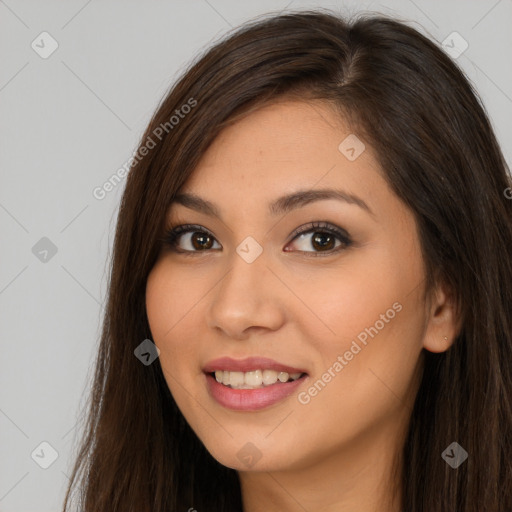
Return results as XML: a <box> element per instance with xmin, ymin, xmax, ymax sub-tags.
<box><xmin>287</xmin><ymin>230</ymin><xmax>342</xmax><ymax>253</ymax></box>
<box><xmin>163</xmin><ymin>221</ymin><xmax>352</xmax><ymax>256</ymax></box>
<box><xmin>311</xmin><ymin>232</ymin><xmax>336</xmax><ymax>251</ymax></box>
<box><xmin>163</xmin><ymin>224</ymin><xmax>221</xmax><ymax>253</ymax></box>
<box><xmin>190</xmin><ymin>232</ymin><xmax>215</xmax><ymax>250</ymax></box>
<box><xmin>286</xmin><ymin>222</ymin><xmax>352</xmax><ymax>255</ymax></box>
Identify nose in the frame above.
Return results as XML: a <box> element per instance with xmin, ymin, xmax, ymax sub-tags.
<box><xmin>205</xmin><ymin>246</ymin><xmax>287</xmax><ymax>340</ymax></box>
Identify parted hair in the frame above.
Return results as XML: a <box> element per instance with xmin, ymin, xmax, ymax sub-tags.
<box><xmin>62</xmin><ymin>9</ymin><xmax>512</xmax><ymax>512</ymax></box>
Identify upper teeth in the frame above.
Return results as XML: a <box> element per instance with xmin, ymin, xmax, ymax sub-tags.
<box><xmin>214</xmin><ymin>370</ymin><xmax>303</xmax><ymax>389</ymax></box>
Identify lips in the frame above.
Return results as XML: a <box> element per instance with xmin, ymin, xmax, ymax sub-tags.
<box><xmin>202</xmin><ymin>356</ymin><xmax>308</xmax><ymax>375</ymax></box>
<box><xmin>204</xmin><ymin>372</ymin><xmax>308</xmax><ymax>411</ymax></box>
<box><xmin>202</xmin><ymin>356</ymin><xmax>310</xmax><ymax>411</ymax></box>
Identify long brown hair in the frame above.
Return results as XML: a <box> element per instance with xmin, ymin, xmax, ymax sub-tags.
<box><xmin>62</xmin><ymin>9</ymin><xmax>512</xmax><ymax>511</ymax></box>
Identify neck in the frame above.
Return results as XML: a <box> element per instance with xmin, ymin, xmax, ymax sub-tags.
<box><xmin>238</xmin><ymin>407</ymin><xmax>408</xmax><ymax>512</ymax></box>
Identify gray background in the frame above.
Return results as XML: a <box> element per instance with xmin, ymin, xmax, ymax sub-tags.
<box><xmin>0</xmin><ymin>1</ymin><xmax>510</xmax><ymax>510</ymax></box>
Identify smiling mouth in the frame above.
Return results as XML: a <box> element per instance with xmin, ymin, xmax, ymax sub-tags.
<box><xmin>208</xmin><ymin>369</ymin><xmax>308</xmax><ymax>390</ymax></box>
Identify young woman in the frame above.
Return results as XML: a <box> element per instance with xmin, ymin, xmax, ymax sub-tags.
<box><xmin>62</xmin><ymin>9</ymin><xmax>512</xmax><ymax>512</ymax></box>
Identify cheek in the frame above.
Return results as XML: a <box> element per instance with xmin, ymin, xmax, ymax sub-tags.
<box><xmin>145</xmin><ymin>264</ymin><xmax>199</xmax><ymax>377</ymax></box>
<box><xmin>290</xmin><ymin>253</ymin><xmax>405</xmax><ymax>352</ymax></box>
<box><xmin>145</xmin><ymin>265</ymin><xmax>208</xmax><ymax>426</ymax></box>
<box><xmin>295</xmin><ymin>245</ymin><xmax>425</xmax><ymax>401</ymax></box>
<box><xmin>146</xmin><ymin>260</ymin><xmax>203</xmax><ymax>342</ymax></box>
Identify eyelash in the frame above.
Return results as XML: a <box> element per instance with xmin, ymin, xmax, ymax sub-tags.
<box><xmin>160</xmin><ymin>221</ymin><xmax>352</xmax><ymax>258</ymax></box>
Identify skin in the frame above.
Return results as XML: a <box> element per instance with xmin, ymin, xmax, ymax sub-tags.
<box><xmin>145</xmin><ymin>99</ymin><xmax>459</xmax><ymax>512</ymax></box>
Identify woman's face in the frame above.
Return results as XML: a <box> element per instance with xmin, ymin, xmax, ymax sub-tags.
<box><xmin>145</xmin><ymin>99</ymin><xmax>452</xmax><ymax>473</ymax></box>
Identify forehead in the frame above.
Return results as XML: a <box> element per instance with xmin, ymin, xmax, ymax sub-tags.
<box><xmin>166</xmin><ymin>99</ymin><xmax>416</xmax><ymax>250</ymax></box>
<box><xmin>179</xmin><ymin>99</ymin><xmax>383</xmax><ymax>200</ymax></box>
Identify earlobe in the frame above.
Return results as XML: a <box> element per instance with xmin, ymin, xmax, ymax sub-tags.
<box><xmin>422</xmin><ymin>283</ymin><xmax>460</xmax><ymax>354</ymax></box>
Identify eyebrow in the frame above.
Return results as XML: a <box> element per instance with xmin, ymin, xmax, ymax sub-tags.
<box><xmin>172</xmin><ymin>188</ymin><xmax>373</xmax><ymax>219</ymax></box>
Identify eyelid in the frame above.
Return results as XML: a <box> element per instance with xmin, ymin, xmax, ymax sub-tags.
<box><xmin>288</xmin><ymin>221</ymin><xmax>351</xmax><ymax>243</ymax></box>
<box><xmin>162</xmin><ymin>221</ymin><xmax>352</xmax><ymax>255</ymax></box>
<box><xmin>161</xmin><ymin>223</ymin><xmax>219</xmax><ymax>254</ymax></box>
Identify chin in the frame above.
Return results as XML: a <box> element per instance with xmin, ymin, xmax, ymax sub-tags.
<box><xmin>200</xmin><ymin>435</ymin><xmax>304</xmax><ymax>473</ymax></box>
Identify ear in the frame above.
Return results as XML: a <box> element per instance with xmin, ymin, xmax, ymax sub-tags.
<box><xmin>423</xmin><ymin>280</ymin><xmax>461</xmax><ymax>353</ymax></box>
